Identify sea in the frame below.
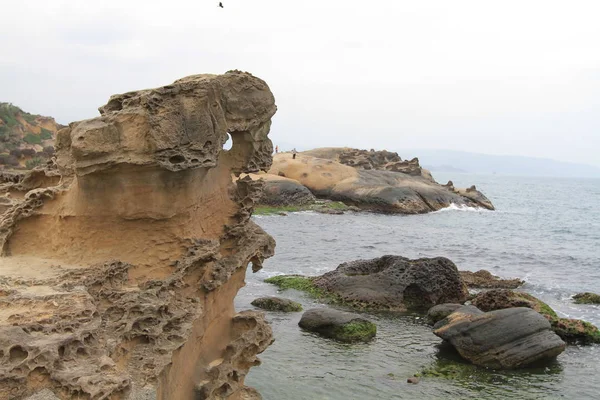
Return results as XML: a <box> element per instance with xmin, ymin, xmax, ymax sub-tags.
<box><xmin>235</xmin><ymin>173</ymin><xmax>600</xmax><ymax>400</ymax></box>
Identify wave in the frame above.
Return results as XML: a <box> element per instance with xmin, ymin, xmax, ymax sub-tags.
<box><xmin>434</xmin><ymin>203</ymin><xmax>493</xmax><ymax>213</ymax></box>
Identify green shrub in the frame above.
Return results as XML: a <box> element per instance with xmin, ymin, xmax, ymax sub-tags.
<box><xmin>24</xmin><ymin>133</ymin><xmax>42</xmax><ymax>145</ymax></box>
<box><xmin>22</xmin><ymin>113</ymin><xmax>37</xmax><ymax>124</ymax></box>
<box><xmin>40</xmin><ymin>128</ymin><xmax>53</xmax><ymax>140</ymax></box>
<box><xmin>26</xmin><ymin>157</ymin><xmax>44</xmax><ymax>169</ymax></box>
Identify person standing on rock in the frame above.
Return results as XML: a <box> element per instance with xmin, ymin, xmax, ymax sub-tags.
<box><xmin>275</xmin><ymin>145</ymin><xmax>279</xmax><ymax>154</ymax></box>
<box><xmin>292</xmin><ymin>148</ymin><xmax>297</xmax><ymax>159</ymax></box>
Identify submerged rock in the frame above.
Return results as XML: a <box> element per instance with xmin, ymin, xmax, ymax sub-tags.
<box><xmin>427</xmin><ymin>304</ymin><xmax>463</xmax><ymax>325</ymax></box>
<box><xmin>460</xmin><ymin>270</ymin><xmax>524</xmax><ymax>289</ymax></box>
<box><xmin>268</xmin><ymin>149</ymin><xmax>494</xmax><ymax>214</ymax></box>
<box><xmin>550</xmin><ymin>318</ymin><xmax>600</xmax><ymax>344</ymax></box>
<box><xmin>0</xmin><ymin>71</ymin><xmax>277</xmax><ymax>399</ymax></box>
<box><xmin>312</xmin><ymin>255</ymin><xmax>468</xmax><ymax>311</ymax></box>
<box><xmin>251</xmin><ymin>296</ymin><xmax>303</xmax><ymax>312</ymax></box>
<box><xmin>573</xmin><ymin>292</ymin><xmax>600</xmax><ymax>304</ymax></box>
<box><xmin>434</xmin><ymin>306</ymin><xmax>566</xmax><ymax>369</ymax></box>
<box><xmin>298</xmin><ymin>308</ymin><xmax>376</xmax><ymax>343</ymax></box>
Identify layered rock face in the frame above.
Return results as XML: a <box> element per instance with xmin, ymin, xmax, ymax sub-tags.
<box><xmin>433</xmin><ymin>306</ymin><xmax>566</xmax><ymax>369</ymax></box>
<box><xmin>312</xmin><ymin>256</ymin><xmax>469</xmax><ymax>310</ymax></box>
<box><xmin>0</xmin><ymin>71</ymin><xmax>276</xmax><ymax>399</ymax></box>
<box><xmin>269</xmin><ymin>150</ymin><xmax>494</xmax><ymax>213</ymax></box>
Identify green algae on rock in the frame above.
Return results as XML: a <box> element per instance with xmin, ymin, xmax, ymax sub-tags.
<box><xmin>572</xmin><ymin>292</ymin><xmax>600</xmax><ymax>304</ymax></box>
<box><xmin>251</xmin><ymin>296</ymin><xmax>303</xmax><ymax>312</ymax></box>
<box><xmin>254</xmin><ymin>200</ymin><xmax>352</xmax><ymax>215</ymax></box>
<box><xmin>298</xmin><ymin>308</ymin><xmax>376</xmax><ymax>343</ymax></box>
<box><xmin>550</xmin><ymin>318</ymin><xmax>600</xmax><ymax>344</ymax></box>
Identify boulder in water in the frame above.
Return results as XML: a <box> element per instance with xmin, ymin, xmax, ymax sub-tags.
<box><xmin>298</xmin><ymin>308</ymin><xmax>376</xmax><ymax>342</ymax></box>
<box><xmin>573</xmin><ymin>292</ymin><xmax>600</xmax><ymax>304</ymax></box>
<box><xmin>312</xmin><ymin>255</ymin><xmax>468</xmax><ymax>311</ymax></box>
<box><xmin>251</xmin><ymin>296</ymin><xmax>303</xmax><ymax>312</ymax></box>
<box><xmin>471</xmin><ymin>289</ymin><xmax>600</xmax><ymax>344</ymax></box>
<box><xmin>434</xmin><ymin>306</ymin><xmax>566</xmax><ymax>369</ymax></box>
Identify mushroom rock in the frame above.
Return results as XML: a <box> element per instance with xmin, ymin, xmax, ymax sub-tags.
<box><xmin>0</xmin><ymin>71</ymin><xmax>276</xmax><ymax>399</ymax></box>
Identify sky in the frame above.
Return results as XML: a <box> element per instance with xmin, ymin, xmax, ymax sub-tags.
<box><xmin>1</xmin><ymin>0</ymin><xmax>599</xmax><ymax>167</ymax></box>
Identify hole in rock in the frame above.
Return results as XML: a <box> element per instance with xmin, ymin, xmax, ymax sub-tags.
<box><xmin>169</xmin><ymin>155</ymin><xmax>186</xmax><ymax>164</ymax></box>
<box><xmin>222</xmin><ymin>133</ymin><xmax>233</xmax><ymax>151</ymax></box>
<box><xmin>9</xmin><ymin>346</ymin><xmax>28</xmax><ymax>362</ymax></box>
<box><xmin>403</xmin><ymin>284</ymin><xmax>432</xmax><ymax>311</ymax></box>
<box><xmin>216</xmin><ymin>383</ymin><xmax>232</xmax><ymax>397</ymax></box>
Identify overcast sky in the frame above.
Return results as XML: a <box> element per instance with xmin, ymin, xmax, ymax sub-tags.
<box><xmin>2</xmin><ymin>0</ymin><xmax>599</xmax><ymax>166</ymax></box>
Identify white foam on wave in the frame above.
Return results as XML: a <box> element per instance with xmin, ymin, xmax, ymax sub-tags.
<box><xmin>433</xmin><ymin>203</ymin><xmax>492</xmax><ymax>213</ymax></box>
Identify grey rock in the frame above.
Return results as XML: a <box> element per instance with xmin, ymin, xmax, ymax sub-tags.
<box><xmin>259</xmin><ymin>179</ymin><xmax>315</xmax><ymax>207</ymax></box>
<box><xmin>312</xmin><ymin>255</ymin><xmax>469</xmax><ymax>311</ymax></box>
<box><xmin>298</xmin><ymin>308</ymin><xmax>376</xmax><ymax>343</ymax></box>
<box><xmin>427</xmin><ymin>303</ymin><xmax>463</xmax><ymax>325</ymax></box>
<box><xmin>434</xmin><ymin>307</ymin><xmax>566</xmax><ymax>369</ymax></box>
<box><xmin>251</xmin><ymin>296</ymin><xmax>302</xmax><ymax>312</ymax></box>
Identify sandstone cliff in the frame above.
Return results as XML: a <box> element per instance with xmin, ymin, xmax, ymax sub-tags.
<box><xmin>0</xmin><ymin>71</ymin><xmax>276</xmax><ymax>399</ymax></box>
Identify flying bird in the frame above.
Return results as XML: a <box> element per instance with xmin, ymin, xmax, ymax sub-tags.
<box><xmin>218</xmin><ymin>2</ymin><xmax>223</xmax><ymax>8</ymax></box>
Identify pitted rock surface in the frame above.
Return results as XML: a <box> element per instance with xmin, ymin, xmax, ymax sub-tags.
<box><xmin>312</xmin><ymin>255</ymin><xmax>469</xmax><ymax>311</ymax></box>
<box><xmin>0</xmin><ymin>71</ymin><xmax>276</xmax><ymax>400</ymax></box>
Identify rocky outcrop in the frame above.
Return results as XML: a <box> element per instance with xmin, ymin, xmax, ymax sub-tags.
<box><xmin>434</xmin><ymin>306</ymin><xmax>566</xmax><ymax>369</ymax></box>
<box><xmin>268</xmin><ymin>151</ymin><xmax>494</xmax><ymax>213</ymax></box>
<box><xmin>312</xmin><ymin>256</ymin><xmax>469</xmax><ymax>311</ymax></box>
<box><xmin>298</xmin><ymin>308</ymin><xmax>376</xmax><ymax>342</ymax></box>
<box><xmin>239</xmin><ymin>172</ymin><xmax>315</xmax><ymax>207</ymax></box>
<box><xmin>303</xmin><ymin>147</ymin><xmax>429</xmax><ymax>178</ymax></box>
<box><xmin>460</xmin><ymin>270</ymin><xmax>524</xmax><ymax>289</ymax></box>
<box><xmin>251</xmin><ymin>297</ymin><xmax>303</xmax><ymax>312</ymax></box>
<box><xmin>0</xmin><ymin>71</ymin><xmax>277</xmax><ymax>399</ymax></box>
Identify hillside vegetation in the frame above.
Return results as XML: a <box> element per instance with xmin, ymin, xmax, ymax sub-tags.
<box><xmin>0</xmin><ymin>102</ymin><xmax>62</xmax><ymax>169</ymax></box>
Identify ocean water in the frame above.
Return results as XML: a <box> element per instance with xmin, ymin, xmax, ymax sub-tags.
<box><xmin>235</xmin><ymin>173</ymin><xmax>600</xmax><ymax>399</ymax></box>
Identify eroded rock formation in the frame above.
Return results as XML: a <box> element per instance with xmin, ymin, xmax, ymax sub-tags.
<box><xmin>0</xmin><ymin>71</ymin><xmax>277</xmax><ymax>399</ymax></box>
<box><xmin>268</xmin><ymin>150</ymin><xmax>494</xmax><ymax>213</ymax></box>
<box><xmin>303</xmin><ymin>147</ymin><xmax>427</xmax><ymax>177</ymax></box>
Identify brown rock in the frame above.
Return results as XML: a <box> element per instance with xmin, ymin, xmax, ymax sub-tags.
<box><xmin>460</xmin><ymin>270</ymin><xmax>524</xmax><ymax>289</ymax></box>
<box><xmin>407</xmin><ymin>377</ymin><xmax>420</xmax><ymax>384</ymax></box>
<box><xmin>0</xmin><ymin>71</ymin><xmax>276</xmax><ymax>399</ymax></box>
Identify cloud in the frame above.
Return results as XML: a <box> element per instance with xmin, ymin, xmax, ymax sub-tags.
<box><xmin>1</xmin><ymin>0</ymin><xmax>599</xmax><ymax>166</ymax></box>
